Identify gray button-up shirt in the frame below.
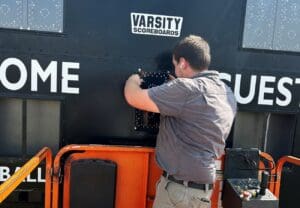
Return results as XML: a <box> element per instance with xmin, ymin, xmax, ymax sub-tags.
<box><xmin>148</xmin><ymin>70</ymin><xmax>237</xmax><ymax>184</ymax></box>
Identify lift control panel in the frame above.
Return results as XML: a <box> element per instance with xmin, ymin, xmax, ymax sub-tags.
<box><xmin>222</xmin><ymin>148</ymin><xmax>278</xmax><ymax>208</ymax></box>
<box><xmin>222</xmin><ymin>178</ymin><xmax>278</xmax><ymax>208</ymax></box>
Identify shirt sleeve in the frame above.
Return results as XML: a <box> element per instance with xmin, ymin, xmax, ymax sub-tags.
<box><xmin>148</xmin><ymin>79</ymin><xmax>188</xmax><ymax>117</ymax></box>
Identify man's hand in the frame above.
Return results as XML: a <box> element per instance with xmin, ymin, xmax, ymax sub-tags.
<box><xmin>127</xmin><ymin>74</ymin><xmax>143</xmax><ymax>86</ymax></box>
<box><xmin>124</xmin><ymin>73</ymin><xmax>159</xmax><ymax>113</ymax></box>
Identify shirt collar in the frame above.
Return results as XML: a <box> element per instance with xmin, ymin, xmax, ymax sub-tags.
<box><xmin>191</xmin><ymin>70</ymin><xmax>219</xmax><ymax>79</ymax></box>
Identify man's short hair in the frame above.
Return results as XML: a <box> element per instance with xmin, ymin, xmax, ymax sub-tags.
<box><xmin>173</xmin><ymin>35</ymin><xmax>211</xmax><ymax>71</ymax></box>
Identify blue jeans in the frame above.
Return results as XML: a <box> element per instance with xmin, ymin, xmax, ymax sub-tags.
<box><xmin>153</xmin><ymin>176</ymin><xmax>212</xmax><ymax>208</ymax></box>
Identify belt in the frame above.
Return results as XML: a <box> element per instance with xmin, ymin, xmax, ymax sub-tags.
<box><xmin>162</xmin><ymin>171</ymin><xmax>213</xmax><ymax>191</ymax></box>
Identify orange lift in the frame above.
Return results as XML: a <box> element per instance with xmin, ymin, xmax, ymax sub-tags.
<box><xmin>0</xmin><ymin>145</ymin><xmax>300</xmax><ymax>208</ymax></box>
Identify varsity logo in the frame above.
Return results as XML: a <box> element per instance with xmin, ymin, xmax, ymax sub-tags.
<box><xmin>131</xmin><ymin>12</ymin><xmax>183</xmax><ymax>37</ymax></box>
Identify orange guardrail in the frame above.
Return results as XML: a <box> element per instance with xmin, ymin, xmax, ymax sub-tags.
<box><xmin>259</xmin><ymin>152</ymin><xmax>276</xmax><ymax>193</ymax></box>
<box><xmin>274</xmin><ymin>155</ymin><xmax>300</xmax><ymax>198</ymax></box>
<box><xmin>0</xmin><ymin>147</ymin><xmax>52</xmax><ymax>208</ymax></box>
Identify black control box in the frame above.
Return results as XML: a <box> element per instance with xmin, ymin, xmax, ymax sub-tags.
<box><xmin>223</xmin><ymin>148</ymin><xmax>260</xmax><ymax>179</ymax></box>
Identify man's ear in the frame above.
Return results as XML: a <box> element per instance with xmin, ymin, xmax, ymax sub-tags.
<box><xmin>179</xmin><ymin>57</ymin><xmax>187</xmax><ymax>69</ymax></box>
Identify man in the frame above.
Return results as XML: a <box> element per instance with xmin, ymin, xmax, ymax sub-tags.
<box><xmin>124</xmin><ymin>35</ymin><xmax>237</xmax><ymax>208</ymax></box>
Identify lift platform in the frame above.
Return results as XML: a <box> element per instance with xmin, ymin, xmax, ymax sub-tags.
<box><xmin>0</xmin><ymin>145</ymin><xmax>300</xmax><ymax>208</ymax></box>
